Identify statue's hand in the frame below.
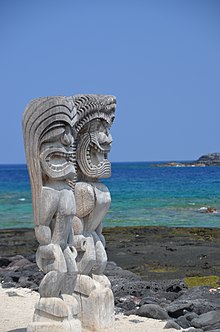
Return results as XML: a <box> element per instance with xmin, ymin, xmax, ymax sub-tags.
<box><xmin>72</xmin><ymin>235</ymin><xmax>88</xmax><ymax>251</ymax></box>
<box><xmin>37</xmin><ymin>243</ymin><xmax>56</xmax><ymax>259</ymax></box>
<box><xmin>99</xmin><ymin>234</ymin><xmax>106</xmax><ymax>247</ymax></box>
<box><xmin>36</xmin><ymin>243</ymin><xmax>67</xmax><ymax>274</ymax></box>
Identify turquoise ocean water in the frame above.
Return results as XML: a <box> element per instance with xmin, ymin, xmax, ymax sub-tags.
<box><xmin>1</xmin><ymin>162</ymin><xmax>220</xmax><ymax>229</ymax></box>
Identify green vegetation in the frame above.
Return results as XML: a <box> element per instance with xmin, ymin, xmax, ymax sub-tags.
<box><xmin>184</xmin><ymin>275</ymin><xmax>220</xmax><ymax>288</ymax></box>
<box><xmin>148</xmin><ymin>266</ymin><xmax>177</xmax><ymax>273</ymax></box>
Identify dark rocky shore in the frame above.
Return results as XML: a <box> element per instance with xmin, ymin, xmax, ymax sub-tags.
<box><xmin>1</xmin><ymin>226</ymin><xmax>220</xmax><ymax>331</ymax></box>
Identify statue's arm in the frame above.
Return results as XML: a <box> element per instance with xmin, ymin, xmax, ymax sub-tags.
<box><xmin>34</xmin><ymin>187</ymin><xmax>60</xmax><ymax>265</ymax></box>
<box><xmin>35</xmin><ymin>187</ymin><xmax>55</xmax><ymax>246</ymax></box>
<box><xmin>33</xmin><ymin>187</ymin><xmax>59</xmax><ymax>244</ymax></box>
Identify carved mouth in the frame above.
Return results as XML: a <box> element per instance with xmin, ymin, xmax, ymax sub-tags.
<box><xmin>40</xmin><ymin>147</ymin><xmax>76</xmax><ymax>179</ymax></box>
<box><xmin>76</xmin><ymin>133</ymin><xmax>111</xmax><ymax>178</ymax></box>
<box><xmin>87</xmin><ymin>143</ymin><xmax>110</xmax><ymax>168</ymax></box>
<box><xmin>46</xmin><ymin>151</ymin><xmax>75</xmax><ymax>171</ymax></box>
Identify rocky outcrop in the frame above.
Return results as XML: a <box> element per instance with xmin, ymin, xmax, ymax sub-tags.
<box><xmin>153</xmin><ymin>153</ymin><xmax>220</xmax><ymax>167</ymax></box>
<box><xmin>197</xmin><ymin>153</ymin><xmax>220</xmax><ymax>166</ymax></box>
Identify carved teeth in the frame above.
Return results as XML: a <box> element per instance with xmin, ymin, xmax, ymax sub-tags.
<box><xmin>45</xmin><ymin>149</ymin><xmax>76</xmax><ymax>173</ymax></box>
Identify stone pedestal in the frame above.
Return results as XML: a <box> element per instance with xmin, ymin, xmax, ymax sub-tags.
<box><xmin>75</xmin><ymin>274</ymin><xmax>115</xmax><ymax>331</ymax></box>
<box><xmin>27</xmin><ymin>295</ymin><xmax>81</xmax><ymax>332</ymax></box>
<box><xmin>27</xmin><ymin>320</ymin><xmax>81</xmax><ymax>332</ymax></box>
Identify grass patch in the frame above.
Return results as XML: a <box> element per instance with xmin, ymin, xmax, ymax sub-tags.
<box><xmin>148</xmin><ymin>267</ymin><xmax>177</xmax><ymax>273</ymax></box>
<box><xmin>184</xmin><ymin>275</ymin><xmax>220</xmax><ymax>288</ymax></box>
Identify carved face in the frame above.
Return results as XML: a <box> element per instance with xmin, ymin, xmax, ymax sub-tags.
<box><xmin>76</xmin><ymin>120</ymin><xmax>112</xmax><ymax>179</ymax></box>
<box><xmin>40</xmin><ymin>125</ymin><xmax>76</xmax><ymax>180</ymax></box>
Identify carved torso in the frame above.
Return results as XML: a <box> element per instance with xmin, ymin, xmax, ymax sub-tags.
<box><xmin>75</xmin><ymin>182</ymin><xmax>111</xmax><ymax>234</ymax></box>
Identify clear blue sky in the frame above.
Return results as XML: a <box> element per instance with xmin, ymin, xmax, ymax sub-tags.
<box><xmin>0</xmin><ymin>0</ymin><xmax>219</xmax><ymax>163</ymax></box>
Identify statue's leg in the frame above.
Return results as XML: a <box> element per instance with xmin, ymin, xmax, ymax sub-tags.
<box><xmin>75</xmin><ymin>275</ymin><xmax>115</xmax><ymax>331</ymax></box>
<box><xmin>28</xmin><ymin>190</ymin><xmax>81</xmax><ymax>332</ymax></box>
<box><xmin>51</xmin><ymin>189</ymin><xmax>75</xmax><ymax>250</ymax></box>
<box><xmin>39</xmin><ymin>271</ymin><xmax>65</xmax><ymax>298</ymax></box>
<box><xmin>62</xmin><ymin>246</ymin><xmax>78</xmax><ymax>295</ymax></box>
<box><xmin>74</xmin><ymin>232</ymin><xmax>114</xmax><ymax>331</ymax></box>
<box><xmin>28</xmin><ymin>269</ymin><xmax>81</xmax><ymax>332</ymax></box>
<box><xmin>91</xmin><ymin>232</ymin><xmax>107</xmax><ymax>275</ymax></box>
<box><xmin>76</xmin><ymin>235</ymin><xmax>96</xmax><ymax>275</ymax></box>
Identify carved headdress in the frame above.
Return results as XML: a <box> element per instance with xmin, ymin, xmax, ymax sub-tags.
<box><xmin>73</xmin><ymin>94</ymin><xmax>116</xmax><ymax>179</ymax></box>
<box><xmin>73</xmin><ymin>94</ymin><xmax>116</xmax><ymax>133</ymax></box>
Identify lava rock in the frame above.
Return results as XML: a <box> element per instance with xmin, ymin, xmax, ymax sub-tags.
<box><xmin>166</xmin><ymin>301</ymin><xmax>193</xmax><ymax>318</ymax></box>
<box><xmin>0</xmin><ymin>257</ymin><xmax>11</xmax><ymax>267</ymax></box>
<box><xmin>155</xmin><ymin>290</ymin><xmax>179</xmax><ymax>302</ymax></box>
<box><xmin>7</xmin><ymin>257</ymin><xmax>33</xmax><ymax>270</ymax></box>
<box><xmin>204</xmin><ymin>326</ymin><xmax>220</xmax><ymax>332</ymax></box>
<box><xmin>164</xmin><ymin>320</ymin><xmax>181</xmax><ymax>330</ymax></box>
<box><xmin>136</xmin><ymin>304</ymin><xmax>169</xmax><ymax>320</ymax></box>
<box><xmin>105</xmin><ymin>261</ymin><xmax>141</xmax><ymax>282</ymax></box>
<box><xmin>111</xmin><ymin>279</ymin><xmax>158</xmax><ymax>298</ymax></box>
<box><xmin>184</xmin><ymin>312</ymin><xmax>199</xmax><ymax>321</ymax></box>
<box><xmin>123</xmin><ymin>309</ymin><xmax>137</xmax><ymax>316</ymax></box>
<box><xmin>192</xmin><ymin>300</ymin><xmax>217</xmax><ymax>315</ymax></box>
<box><xmin>0</xmin><ymin>254</ymin><xmax>44</xmax><ymax>290</ymax></box>
<box><xmin>165</xmin><ymin>280</ymin><xmax>187</xmax><ymax>293</ymax></box>
<box><xmin>178</xmin><ymin>286</ymin><xmax>220</xmax><ymax>314</ymax></box>
<box><xmin>139</xmin><ymin>296</ymin><xmax>160</xmax><ymax>306</ymax></box>
<box><xmin>176</xmin><ymin>315</ymin><xmax>191</xmax><ymax>328</ymax></box>
<box><xmin>2</xmin><ymin>282</ymin><xmax>17</xmax><ymax>288</ymax></box>
<box><xmin>115</xmin><ymin>295</ymin><xmax>137</xmax><ymax>311</ymax></box>
<box><xmin>183</xmin><ymin>329</ymin><xmax>204</xmax><ymax>332</ymax></box>
<box><xmin>191</xmin><ymin>310</ymin><xmax>220</xmax><ymax>329</ymax></box>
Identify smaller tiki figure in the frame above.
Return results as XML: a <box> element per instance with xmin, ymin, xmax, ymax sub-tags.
<box><xmin>23</xmin><ymin>97</ymin><xmax>81</xmax><ymax>331</ymax></box>
<box><xmin>70</xmin><ymin>95</ymin><xmax>116</xmax><ymax>331</ymax></box>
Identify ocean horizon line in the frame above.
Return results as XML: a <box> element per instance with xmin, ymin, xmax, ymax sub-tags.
<box><xmin>0</xmin><ymin>159</ymin><xmax>195</xmax><ymax>166</ymax></box>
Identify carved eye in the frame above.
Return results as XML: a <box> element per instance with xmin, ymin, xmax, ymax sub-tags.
<box><xmin>61</xmin><ymin>127</ymin><xmax>74</xmax><ymax>146</ymax></box>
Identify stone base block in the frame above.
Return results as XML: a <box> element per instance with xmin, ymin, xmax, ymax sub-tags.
<box><xmin>27</xmin><ymin>319</ymin><xmax>81</xmax><ymax>332</ymax></box>
<box><xmin>76</xmin><ymin>275</ymin><xmax>115</xmax><ymax>331</ymax></box>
